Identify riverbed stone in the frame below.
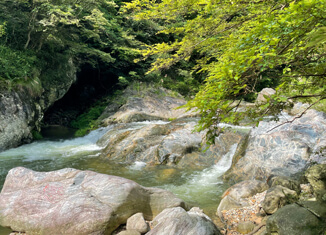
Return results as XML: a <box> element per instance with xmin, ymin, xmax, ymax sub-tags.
<box><xmin>148</xmin><ymin>207</ymin><xmax>221</xmax><ymax>235</ymax></box>
<box><xmin>223</xmin><ymin>109</ymin><xmax>326</xmax><ymax>183</ymax></box>
<box><xmin>266</xmin><ymin>203</ymin><xmax>326</xmax><ymax>235</ymax></box>
<box><xmin>126</xmin><ymin>213</ymin><xmax>149</xmax><ymax>234</ymax></box>
<box><xmin>0</xmin><ymin>167</ymin><xmax>185</xmax><ymax>235</ymax></box>
<box><xmin>262</xmin><ymin>185</ymin><xmax>298</xmax><ymax>214</ymax></box>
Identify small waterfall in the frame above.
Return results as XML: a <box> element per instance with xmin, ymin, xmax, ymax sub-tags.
<box><xmin>160</xmin><ymin>144</ymin><xmax>238</xmax><ymax>207</ymax></box>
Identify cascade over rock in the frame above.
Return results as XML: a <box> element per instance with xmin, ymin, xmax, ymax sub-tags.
<box><xmin>0</xmin><ymin>167</ymin><xmax>185</xmax><ymax>235</ymax></box>
<box><xmin>97</xmin><ymin>91</ymin><xmax>248</xmax><ymax>169</ymax></box>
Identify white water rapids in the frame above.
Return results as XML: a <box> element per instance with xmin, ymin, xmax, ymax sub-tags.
<box><xmin>0</xmin><ymin>121</ymin><xmax>239</xmax><ymax>231</ymax></box>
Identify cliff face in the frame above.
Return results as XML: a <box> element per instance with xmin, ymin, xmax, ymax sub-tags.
<box><xmin>0</xmin><ymin>59</ymin><xmax>76</xmax><ymax>151</ymax></box>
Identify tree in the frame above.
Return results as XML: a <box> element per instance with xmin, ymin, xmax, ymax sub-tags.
<box><xmin>125</xmin><ymin>0</ymin><xmax>326</xmax><ymax>144</ymax></box>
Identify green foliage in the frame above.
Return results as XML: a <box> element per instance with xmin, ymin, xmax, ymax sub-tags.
<box><xmin>70</xmin><ymin>102</ymin><xmax>107</xmax><ymax>136</ymax></box>
<box><xmin>0</xmin><ymin>22</ymin><xmax>5</xmax><ymax>37</ymax></box>
<box><xmin>0</xmin><ymin>45</ymin><xmax>40</xmax><ymax>91</ymax></box>
<box><xmin>127</xmin><ymin>0</ymin><xmax>326</xmax><ymax>144</ymax></box>
<box><xmin>32</xmin><ymin>130</ymin><xmax>43</xmax><ymax>140</ymax></box>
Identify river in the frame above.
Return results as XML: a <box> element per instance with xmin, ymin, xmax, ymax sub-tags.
<box><xmin>0</xmin><ymin>121</ymin><xmax>237</xmax><ymax>233</ymax></box>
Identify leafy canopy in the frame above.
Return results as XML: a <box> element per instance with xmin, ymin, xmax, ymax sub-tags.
<box><xmin>125</xmin><ymin>0</ymin><xmax>326</xmax><ymax>144</ymax></box>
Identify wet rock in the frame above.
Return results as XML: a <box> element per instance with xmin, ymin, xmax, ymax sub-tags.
<box><xmin>217</xmin><ymin>180</ymin><xmax>268</xmax><ymax>218</ymax></box>
<box><xmin>0</xmin><ymin>167</ymin><xmax>185</xmax><ymax>235</ymax></box>
<box><xmin>98</xmin><ymin>120</ymin><xmax>244</xmax><ymax>169</ymax></box>
<box><xmin>266</xmin><ymin>203</ymin><xmax>326</xmax><ymax>235</ymax></box>
<box><xmin>126</xmin><ymin>213</ymin><xmax>149</xmax><ymax>234</ymax></box>
<box><xmin>148</xmin><ymin>207</ymin><xmax>221</xmax><ymax>235</ymax></box>
<box><xmin>262</xmin><ymin>185</ymin><xmax>298</xmax><ymax>214</ymax></box>
<box><xmin>267</xmin><ymin>175</ymin><xmax>301</xmax><ymax>193</ymax></box>
<box><xmin>305</xmin><ymin>164</ymin><xmax>326</xmax><ymax>202</ymax></box>
<box><xmin>224</xmin><ymin>109</ymin><xmax>326</xmax><ymax>183</ymax></box>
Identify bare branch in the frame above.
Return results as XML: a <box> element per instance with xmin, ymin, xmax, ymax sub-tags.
<box><xmin>267</xmin><ymin>97</ymin><xmax>326</xmax><ymax>133</ymax></box>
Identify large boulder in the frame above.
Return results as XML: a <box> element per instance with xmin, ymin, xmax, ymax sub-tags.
<box><xmin>147</xmin><ymin>207</ymin><xmax>221</xmax><ymax>235</ymax></box>
<box><xmin>217</xmin><ymin>180</ymin><xmax>268</xmax><ymax>218</ymax></box>
<box><xmin>266</xmin><ymin>203</ymin><xmax>326</xmax><ymax>235</ymax></box>
<box><xmin>0</xmin><ymin>167</ymin><xmax>185</xmax><ymax>235</ymax></box>
<box><xmin>98</xmin><ymin>120</ymin><xmax>245</xmax><ymax>170</ymax></box>
<box><xmin>224</xmin><ymin>109</ymin><xmax>326</xmax><ymax>183</ymax></box>
<box><xmin>262</xmin><ymin>185</ymin><xmax>298</xmax><ymax>214</ymax></box>
<box><xmin>100</xmin><ymin>89</ymin><xmax>197</xmax><ymax>125</ymax></box>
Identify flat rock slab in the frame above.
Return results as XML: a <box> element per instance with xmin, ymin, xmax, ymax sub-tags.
<box><xmin>0</xmin><ymin>167</ymin><xmax>185</xmax><ymax>235</ymax></box>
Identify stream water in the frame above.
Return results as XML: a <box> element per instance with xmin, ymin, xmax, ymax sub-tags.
<box><xmin>0</xmin><ymin>121</ymin><xmax>237</xmax><ymax>233</ymax></box>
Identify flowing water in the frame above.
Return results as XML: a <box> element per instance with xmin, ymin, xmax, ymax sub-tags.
<box><xmin>0</xmin><ymin>121</ymin><xmax>237</xmax><ymax>233</ymax></box>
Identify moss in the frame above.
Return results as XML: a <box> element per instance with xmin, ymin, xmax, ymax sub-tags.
<box><xmin>70</xmin><ymin>101</ymin><xmax>106</xmax><ymax>137</ymax></box>
<box><xmin>32</xmin><ymin>130</ymin><xmax>43</xmax><ymax>140</ymax></box>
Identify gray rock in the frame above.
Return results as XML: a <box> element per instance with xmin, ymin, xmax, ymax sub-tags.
<box><xmin>267</xmin><ymin>175</ymin><xmax>301</xmax><ymax>193</ymax></box>
<box><xmin>98</xmin><ymin>120</ymin><xmax>244</xmax><ymax>170</ymax></box>
<box><xmin>217</xmin><ymin>180</ymin><xmax>268</xmax><ymax>218</ymax></box>
<box><xmin>305</xmin><ymin>164</ymin><xmax>326</xmax><ymax>201</ymax></box>
<box><xmin>224</xmin><ymin>109</ymin><xmax>326</xmax><ymax>183</ymax></box>
<box><xmin>262</xmin><ymin>185</ymin><xmax>298</xmax><ymax>214</ymax></box>
<box><xmin>117</xmin><ymin>230</ymin><xmax>141</xmax><ymax>235</ymax></box>
<box><xmin>0</xmin><ymin>58</ymin><xmax>76</xmax><ymax>151</ymax></box>
<box><xmin>126</xmin><ymin>213</ymin><xmax>149</xmax><ymax>234</ymax></box>
<box><xmin>222</xmin><ymin>180</ymin><xmax>269</xmax><ymax>201</ymax></box>
<box><xmin>288</xmin><ymin>102</ymin><xmax>310</xmax><ymax>116</ymax></box>
<box><xmin>147</xmin><ymin>207</ymin><xmax>221</xmax><ymax>235</ymax></box>
<box><xmin>266</xmin><ymin>203</ymin><xmax>326</xmax><ymax>235</ymax></box>
<box><xmin>101</xmin><ymin>93</ymin><xmax>197</xmax><ymax>125</ymax></box>
<box><xmin>256</xmin><ymin>88</ymin><xmax>276</xmax><ymax>104</ymax></box>
<box><xmin>0</xmin><ymin>167</ymin><xmax>185</xmax><ymax>235</ymax></box>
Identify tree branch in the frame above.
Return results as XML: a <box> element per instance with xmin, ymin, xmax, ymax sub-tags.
<box><xmin>267</xmin><ymin>97</ymin><xmax>326</xmax><ymax>133</ymax></box>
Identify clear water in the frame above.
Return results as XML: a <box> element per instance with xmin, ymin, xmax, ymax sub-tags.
<box><xmin>0</xmin><ymin>122</ymin><xmax>235</xmax><ymax>233</ymax></box>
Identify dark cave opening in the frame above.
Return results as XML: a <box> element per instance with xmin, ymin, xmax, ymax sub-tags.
<box><xmin>43</xmin><ymin>64</ymin><xmax>119</xmax><ymax>127</ymax></box>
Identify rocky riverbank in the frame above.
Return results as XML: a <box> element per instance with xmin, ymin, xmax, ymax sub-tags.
<box><xmin>1</xmin><ymin>87</ymin><xmax>326</xmax><ymax>234</ymax></box>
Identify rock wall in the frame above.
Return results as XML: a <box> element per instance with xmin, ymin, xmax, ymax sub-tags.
<box><xmin>0</xmin><ymin>59</ymin><xmax>76</xmax><ymax>151</ymax></box>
